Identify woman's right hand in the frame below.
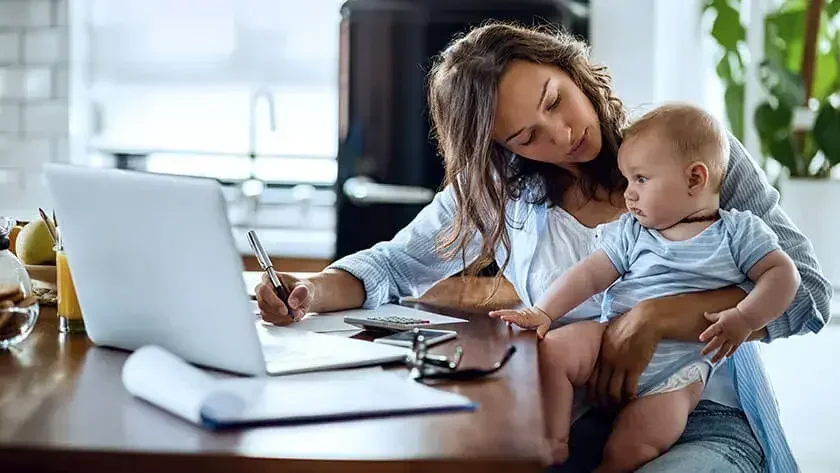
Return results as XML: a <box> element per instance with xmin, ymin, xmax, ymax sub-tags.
<box><xmin>255</xmin><ymin>273</ymin><xmax>315</xmax><ymax>325</ymax></box>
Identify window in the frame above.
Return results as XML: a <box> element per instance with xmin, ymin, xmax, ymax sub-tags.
<box><xmin>85</xmin><ymin>0</ymin><xmax>344</xmax><ymax>185</ymax></box>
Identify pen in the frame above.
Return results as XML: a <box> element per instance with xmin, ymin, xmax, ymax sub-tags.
<box><xmin>246</xmin><ymin>230</ymin><xmax>292</xmax><ymax>313</ymax></box>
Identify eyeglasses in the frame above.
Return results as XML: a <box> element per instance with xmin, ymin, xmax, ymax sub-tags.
<box><xmin>404</xmin><ymin>328</ymin><xmax>517</xmax><ymax>383</ymax></box>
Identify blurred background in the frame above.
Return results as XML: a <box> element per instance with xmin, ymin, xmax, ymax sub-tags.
<box><xmin>0</xmin><ymin>0</ymin><xmax>733</xmax><ymax>266</ymax></box>
<box><xmin>0</xmin><ymin>1</ymin><xmax>838</xmax><ymax>469</ymax></box>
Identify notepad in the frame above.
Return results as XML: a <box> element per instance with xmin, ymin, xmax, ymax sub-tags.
<box><xmin>123</xmin><ymin>345</ymin><xmax>476</xmax><ymax>429</ymax></box>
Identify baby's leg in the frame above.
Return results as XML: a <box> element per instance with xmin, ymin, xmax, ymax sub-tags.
<box><xmin>594</xmin><ymin>381</ymin><xmax>704</xmax><ymax>473</ymax></box>
<box><xmin>538</xmin><ymin>320</ymin><xmax>606</xmax><ymax>465</ymax></box>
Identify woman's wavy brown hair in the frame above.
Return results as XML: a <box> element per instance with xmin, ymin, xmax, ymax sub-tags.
<box><xmin>428</xmin><ymin>21</ymin><xmax>628</xmax><ymax>282</ymax></box>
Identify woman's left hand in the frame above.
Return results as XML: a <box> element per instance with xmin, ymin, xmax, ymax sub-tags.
<box><xmin>588</xmin><ymin>300</ymin><xmax>660</xmax><ymax>406</ymax></box>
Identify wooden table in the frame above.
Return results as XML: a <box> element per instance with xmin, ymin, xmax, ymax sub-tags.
<box><xmin>0</xmin><ymin>275</ymin><xmax>543</xmax><ymax>473</ymax></box>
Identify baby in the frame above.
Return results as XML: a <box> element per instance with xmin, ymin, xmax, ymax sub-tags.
<box><xmin>490</xmin><ymin>103</ymin><xmax>800</xmax><ymax>472</ymax></box>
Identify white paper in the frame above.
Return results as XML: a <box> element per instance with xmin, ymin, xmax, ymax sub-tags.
<box><xmin>121</xmin><ymin>345</ymin><xmax>217</xmax><ymax>424</ymax></box>
<box><xmin>203</xmin><ymin>370</ymin><xmax>476</xmax><ymax>425</ymax></box>
<box><xmin>251</xmin><ymin>301</ymin><xmax>360</xmax><ymax>333</ymax></box>
<box><xmin>254</xmin><ymin>324</ymin><xmax>409</xmax><ymax>375</ymax></box>
<box><xmin>320</xmin><ymin>329</ymin><xmax>365</xmax><ymax>338</ymax></box>
<box><xmin>122</xmin><ymin>345</ymin><xmax>475</xmax><ymax>428</ymax></box>
<box><xmin>288</xmin><ymin>314</ymin><xmax>359</xmax><ymax>332</ymax></box>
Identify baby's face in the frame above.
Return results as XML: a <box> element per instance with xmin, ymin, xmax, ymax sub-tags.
<box><xmin>618</xmin><ymin>135</ymin><xmax>693</xmax><ymax>229</ymax></box>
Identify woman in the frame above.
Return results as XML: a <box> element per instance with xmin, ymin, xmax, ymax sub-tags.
<box><xmin>256</xmin><ymin>22</ymin><xmax>831</xmax><ymax>472</ymax></box>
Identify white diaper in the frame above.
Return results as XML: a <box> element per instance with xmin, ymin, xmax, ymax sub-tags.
<box><xmin>643</xmin><ymin>362</ymin><xmax>710</xmax><ymax>397</ymax></box>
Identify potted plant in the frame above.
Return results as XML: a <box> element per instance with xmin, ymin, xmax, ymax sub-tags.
<box><xmin>757</xmin><ymin>0</ymin><xmax>840</xmax><ymax>286</ymax></box>
<box><xmin>708</xmin><ymin>0</ymin><xmax>840</xmax><ymax>285</ymax></box>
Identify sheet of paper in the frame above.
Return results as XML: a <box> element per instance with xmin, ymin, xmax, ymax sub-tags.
<box><xmin>251</xmin><ymin>302</ymin><xmax>361</xmax><ymax>334</ymax></box>
<box><xmin>321</xmin><ymin>329</ymin><xmax>365</xmax><ymax>338</ymax></box>
<box><xmin>202</xmin><ymin>369</ymin><xmax>475</xmax><ymax>426</ymax></box>
<box><xmin>290</xmin><ymin>314</ymin><xmax>360</xmax><ymax>332</ymax></box>
<box><xmin>218</xmin><ymin>366</ymin><xmax>384</xmax><ymax>390</ymax></box>
<box><xmin>122</xmin><ymin>345</ymin><xmax>217</xmax><ymax>424</ymax></box>
<box><xmin>123</xmin><ymin>346</ymin><xmax>475</xmax><ymax>429</ymax></box>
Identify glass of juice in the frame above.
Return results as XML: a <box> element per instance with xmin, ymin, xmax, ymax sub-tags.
<box><xmin>55</xmin><ymin>228</ymin><xmax>84</xmax><ymax>333</ymax></box>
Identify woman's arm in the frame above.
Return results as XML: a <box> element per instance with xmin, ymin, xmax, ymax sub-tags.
<box><xmin>259</xmin><ymin>186</ymin><xmax>480</xmax><ymax>322</ymax></box>
<box><xmin>257</xmin><ymin>184</ymin><xmax>482</xmax><ymax>322</ymax></box>
<box><xmin>643</xmin><ymin>286</ymin><xmax>767</xmax><ymax>342</ymax></box>
<box><xmin>720</xmin><ymin>134</ymin><xmax>833</xmax><ymax>340</ymax></box>
<box><xmin>302</xmin><ymin>269</ymin><xmax>366</xmax><ymax>313</ymax></box>
<box><xmin>326</xmin><ymin>185</ymin><xmax>481</xmax><ymax>309</ymax></box>
<box><xmin>256</xmin><ymin>268</ymin><xmax>367</xmax><ymax>323</ymax></box>
<box><xmin>589</xmin><ymin>286</ymin><xmax>765</xmax><ymax>405</ymax></box>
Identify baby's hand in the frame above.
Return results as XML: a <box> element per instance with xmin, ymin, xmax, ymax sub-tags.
<box><xmin>699</xmin><ymin>308</ymin><xmax>752</xmax><ymax>363</ymax></box>
<box><xmin>489</xmin><ymin>307</ymin><xmax>553</xmax><ymax>339</ymax></box>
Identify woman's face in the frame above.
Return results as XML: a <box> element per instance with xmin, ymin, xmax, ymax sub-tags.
<box><xmin>493</xmin><ymin>60</ymin><xmax>602</xmax><ymax>171</ymax></box>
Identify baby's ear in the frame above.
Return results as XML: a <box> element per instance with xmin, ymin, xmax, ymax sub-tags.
<box><xmin>686</xmin><ymin>161</ymin><xmax>710</xmax><ymax>195</ymax></box>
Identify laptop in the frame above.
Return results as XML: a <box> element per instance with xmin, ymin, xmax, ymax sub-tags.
<box><xmin>44</xmin><ymin>164</ymin><xmax>409</xmax><ymax>376</ymax></box>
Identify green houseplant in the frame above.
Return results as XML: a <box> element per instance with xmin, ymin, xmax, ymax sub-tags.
<box><xmin>705</xmin><ymin>0</ymin><xmax>840</xmax><ymax>176</ymax></box>
<box><xmin>754</xmin><ymin>0</ymin><xmax>840</xmax><ymax>178</ymax></box>
<box><xmin>706</xmin><ymin>0</ymin><xmax>840</xmax><ymax>285</ymax></box>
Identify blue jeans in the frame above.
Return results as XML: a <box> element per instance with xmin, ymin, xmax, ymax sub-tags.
<box><xmin>548</xmin><ymin>400</ymin><xmax>764</xmax><ymax>472</ymax></box>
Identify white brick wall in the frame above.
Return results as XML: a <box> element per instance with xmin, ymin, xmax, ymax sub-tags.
<box><xmin>0</xmin><ymin>0</ymin><xmax>68</xmax><ymax>219</ymax></box>
<box><xmin>24</xmin><ymin>28</ymin><xmax>66</xmax><ymax>63</ymax></box>
<box><xmin>0</xmin><ymin>1</ymin><xmax>51</xmax><ymax>28</ymax></box>
<box><xmin>23</xmin><ymin>100</ymin><xmax>67</xmax><ymax>136</ymax></box>
<box><xmin>0</xmin><ymin>104</ymin><xmax>20</xmax><ymax>133</ymax></box>
<box><xmin>0</xmin><ymin>66</ymin><xmax>52</xmax><ymax>99</ymax></box>
<box><xmin>0</xmin><ymin>31</ymin><xmax>20</xmax><ymax>62</ymax></box>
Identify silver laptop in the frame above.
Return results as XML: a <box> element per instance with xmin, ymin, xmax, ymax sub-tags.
<box><xmin>44</xmin><ymin>164</ymin><xmax>408</xmax><ymax>376</ymax></box>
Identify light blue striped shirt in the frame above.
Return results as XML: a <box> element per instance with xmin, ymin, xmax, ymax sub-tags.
<box><xmin>329</xmin><ymin>135</ymin><xmax>832</xmax><ymax>472</ymax></box>
<box><xmin>596</xmin><ymin>209</ymin><xmax>780</xmax><ymax>393</ymax></box>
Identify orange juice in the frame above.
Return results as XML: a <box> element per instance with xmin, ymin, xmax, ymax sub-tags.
<box><xmin>56</xmin><ymin>250</ymin><xmax>84</xmax><ymax>333</ymax></box>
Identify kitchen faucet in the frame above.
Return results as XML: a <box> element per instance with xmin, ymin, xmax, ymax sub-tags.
<box><xmin>248</xmin><ymin>87</ymin><xmax>277</xmax><ymax>165</ymax></box>
<box><xmin>240</xmin><ymin>87</ymin><xmax>277</xmax><ymax>225</ymax></box>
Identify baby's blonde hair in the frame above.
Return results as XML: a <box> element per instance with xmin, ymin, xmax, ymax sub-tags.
<box><xmin>623</xmin><ymin>103</ymin><xmax>730</xmax><ymax>191</ymax></box>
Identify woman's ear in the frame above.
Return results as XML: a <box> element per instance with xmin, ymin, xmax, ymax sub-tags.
<box><xmin>686</xmin><ymin>161</ymin><xmax>710</xmax><ymax>195</ymax></box>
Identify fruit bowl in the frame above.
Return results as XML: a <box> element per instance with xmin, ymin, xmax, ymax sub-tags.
<box><xmin>25</xmin><ymin>264</ymin><xmax>57</xmax><ymax>286</ymax></box>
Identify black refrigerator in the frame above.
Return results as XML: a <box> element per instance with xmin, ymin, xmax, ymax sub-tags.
<box><xmin>335</xmin><ymin>0</ymin><xmax>589</xmax><ymax>259</ymax></box>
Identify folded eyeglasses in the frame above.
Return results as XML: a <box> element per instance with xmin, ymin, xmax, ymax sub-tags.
<box><xmin>403</xmin><ymin>328</ymin><xmax>516</xmax><ymax>383</ymax></box>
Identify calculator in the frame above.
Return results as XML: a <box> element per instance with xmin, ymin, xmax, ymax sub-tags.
<box><xmin>343</xmin><ymin>314</ymin><xmax>433</xmax><ymax>332</ymax></box>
